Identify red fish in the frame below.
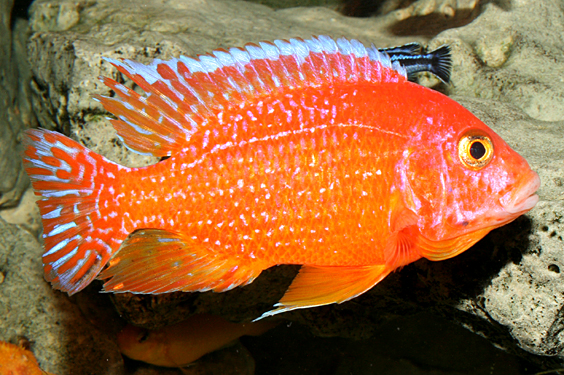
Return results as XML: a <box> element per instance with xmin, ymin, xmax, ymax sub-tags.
<box><xmin>22</xmin><ymin>36</ymin><xmax>540</xmax><ymax>320</ymax></box>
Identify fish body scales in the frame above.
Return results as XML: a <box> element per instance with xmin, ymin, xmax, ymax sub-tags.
<box><xmin>118</xmin><ymin>84</ymin><xmax>411</xmax><ymax>268</ymax></box>
<box><xmin>126</xmin><ymin>133</ymin><xmax>387</xmax><ymax>265</ymax></box>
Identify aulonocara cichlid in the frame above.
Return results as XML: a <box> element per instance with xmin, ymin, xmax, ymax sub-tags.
<box><xmin>22</xmin><ymin>35</ymin><xmax>540</xmax><ymax>320</ymax></box>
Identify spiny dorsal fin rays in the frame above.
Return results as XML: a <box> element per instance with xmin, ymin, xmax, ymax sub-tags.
<box><xmin>97</xmin><ymin>36</ymin><xmax>407</xmax><ymax>158</ymax></box>
<box><xmin>93</xmin><ymin>77</ymin><xmax>196</xmax><ymax>157</ymax></box>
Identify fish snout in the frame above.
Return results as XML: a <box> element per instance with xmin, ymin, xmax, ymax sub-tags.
<box><xmin>500</xmin><ymin>170</ymin><xmax>540</xmax><ymax>215</ymax></box>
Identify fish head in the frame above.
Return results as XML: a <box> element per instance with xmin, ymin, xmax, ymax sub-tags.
<box><xmin>117</xmin><ymin>324</ymin><xmax>167</xmax><ymax>366</ymax></box>
<box><xmin>400</xmin><ymin>95</ymin><xmax>539</xmax><ymax>258</ymax></box>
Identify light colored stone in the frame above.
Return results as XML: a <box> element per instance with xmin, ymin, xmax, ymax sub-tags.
<box><xmin>450</xmin><ymin>96</ymin><xmax>564</xmax><ymax>359</ymax></box>
<box><xmin>393</xmin><ymin>0</ymin><xmax>481</xmax><ymax>20</ymax></box>
<box><xmin>435</xmin><ymin>0</ymin><xmax>564</xmax><ymax>122</ymax></box>
<box><xmin>0</xmin><ymin>188</ymin><xmax>42</xmax><ymax>237</ymax></box>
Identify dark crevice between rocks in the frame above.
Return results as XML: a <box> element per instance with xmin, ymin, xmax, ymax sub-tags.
<box><xmin>10</xmin><ymin>0</ymin><xmax>34</xmax><ymax>29</ymax></box>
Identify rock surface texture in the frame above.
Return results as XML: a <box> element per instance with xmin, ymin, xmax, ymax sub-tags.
<box><xmin>0</xmin><ymin>0</ymin><xmax>35</xmax><ymax>209</ymax></box>
<box><xmin>0</xmin><ymin>0</ymin><xmax>562</xmax><ymax>373</ymax></box>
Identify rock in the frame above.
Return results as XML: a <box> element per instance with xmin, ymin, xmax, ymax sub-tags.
<box><xmin>0</xmin><ymin>187</ymin><xmax>42</xmax><ymax>238</ymax></box>
<box><xmin>392</xmin><ymin>0</ymin><xmax>481</xmax><ymax>20</ymax></box>
<box><xmin>8</xmin><ymin>0</ymin><xmax>564</xmax><ymax>372</ymax></box>
<box><xmin>0</xmin><ymin>216</ymin><xmax>124</xmax><ymax>374</ymax></box>
<box><xmin>438</xmin><ymin>97</ymin><xmax>564</xmax><ymax>364</ymax></box>
<box><xmin>0</xmin><ymin>0</ymin><xmax>36</xmax><ymax>208</ymax></box>
<box><xmin>244</xmin><ymin>312</ymin><xmax>530</xmax><ymax>375</ymax></box>
<box><xmin>435</xmin><ymin>0</ymin><xmax>564</xmax><ymax>122</ymax></box>
<box><xmin>427</xmin><ymin>0</ymin><xmax>564</xmax><ymax>360</ymax></box>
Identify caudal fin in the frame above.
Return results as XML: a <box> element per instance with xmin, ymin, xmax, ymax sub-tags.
<box><xmin>22</xmin><ymin>129</ymin><xmax>125</xmax><ymax>295</ymax></box>
<box><xmin>427</xmin><ymin>45</ymin><xmax>452</xmax><ymax>84</ymax></box>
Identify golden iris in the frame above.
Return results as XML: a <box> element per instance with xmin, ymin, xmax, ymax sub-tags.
<box><xmin>458</xmin><ymin>131</ymin><xmax>494</xmax><ymax>170</ymax></box>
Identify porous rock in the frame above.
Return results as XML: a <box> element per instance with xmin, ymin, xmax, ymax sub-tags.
<box><xmin>436</xmin><ymin>0</ymin><xmax>564</xmax><ymax>122</ymax></box>
<box><xmin>11</xmin><ymin>0</ymin><xmax>564</xmax><ymax>372</ymax></box>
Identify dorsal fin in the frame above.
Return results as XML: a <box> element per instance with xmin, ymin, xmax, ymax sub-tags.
<box><xmin>95</xmin><ymin>36</ymin><xmax>407</xmax><ymax>157</ymax></box>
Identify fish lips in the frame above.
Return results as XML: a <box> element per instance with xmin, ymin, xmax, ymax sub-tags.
<box><xmin>500</xmin><ymin>171</ymin><xmax>541</xmax><ymax>216</ymax></box>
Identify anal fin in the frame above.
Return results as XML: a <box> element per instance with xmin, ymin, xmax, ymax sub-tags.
<box><xmin>98</xmin><ymin>229</ymin><xmax>264</xmax><ymax>294</ymax></box>
<box><xmin>256</xmin><ymin>264</ymin><xmax>392</xmax><ymax>320</ymax></box>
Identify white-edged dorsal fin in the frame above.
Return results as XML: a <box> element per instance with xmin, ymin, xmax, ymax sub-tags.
<box><xmin>96</xmin><ymin>36</ymin><xmax>408</xmax><ymax>157</ymax></box>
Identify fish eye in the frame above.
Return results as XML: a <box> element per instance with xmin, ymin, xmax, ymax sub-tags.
<box><xmin>458</xmin><ymin>131</ymin><xmax>494</xmax><ymax>170</ymax></box>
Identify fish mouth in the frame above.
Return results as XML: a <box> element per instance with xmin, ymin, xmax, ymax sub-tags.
<box><xmin>500</xmin><ymin>171</ymin><xmax>540</xmax><ymax>216</ymax></box>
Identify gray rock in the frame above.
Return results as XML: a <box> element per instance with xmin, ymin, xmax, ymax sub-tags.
<box><xmin>436</xmin><ymin>0</ymin><xmax>564</xmax><ymax>122</ymax></box>
<box><xmin>11</xmin><ymin>0</ymin><xmax>564</xmax><ymax>372</ymax></box>
<box><xmin>0</xmin><ymin>187</ymin><xmax>42</xmax><ymax>237</ymax></box>
<box><xmin>426</xmin><ymin>0</ymin><xmax>564</xmax><ymax>360</ymax></box>
<box><xmin>0</xmin><ymin>0</ymin><xmax>36</xmax><ymax>208</ymax></box>
<box><xmin>0</xmin><ymin>216</ymin><xmax>124</xmax><ymax>374</ymax></box>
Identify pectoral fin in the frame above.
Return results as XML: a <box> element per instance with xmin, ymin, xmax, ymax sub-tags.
<box><xmin>255</xmin><ymin>264</ymin><xmax>393</xmax><ymax>320</ymax></box>
<box><xmin>383</xmin><ymin>202</ymin><xmax>421</xmax><ymax>268</ymax></box>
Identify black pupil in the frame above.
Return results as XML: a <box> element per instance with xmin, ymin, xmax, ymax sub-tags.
<box><xmin>470</xmin><ymin>141</ymin><xmax>486</xmax><ymax>160</ymax></box>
